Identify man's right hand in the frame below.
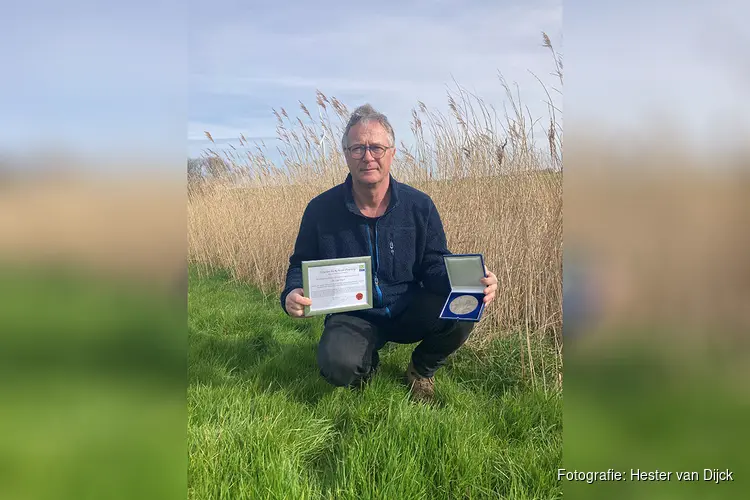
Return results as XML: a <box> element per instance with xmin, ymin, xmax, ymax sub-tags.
<box><xmin>285</xmin><ymin>288</ymin><xmax>312</xmax><ymax>318</ymax></box>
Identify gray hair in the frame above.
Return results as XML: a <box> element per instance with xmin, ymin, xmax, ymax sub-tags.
<box><xmin>341</xmin><ymin>104</ymin><xmax>395</xmax><ymax>149</ymax></box>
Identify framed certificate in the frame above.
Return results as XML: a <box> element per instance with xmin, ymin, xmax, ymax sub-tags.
<box><xmin>301</xmin><ymin>256</ymin><xmax>373</xmax><ymax>316</ymax></box>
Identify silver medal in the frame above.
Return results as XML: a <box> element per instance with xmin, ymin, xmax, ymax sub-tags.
<box><xmin>449</xmin><ymin>295</ymin><xmax>479</xmax><ymax>315</ymax></box>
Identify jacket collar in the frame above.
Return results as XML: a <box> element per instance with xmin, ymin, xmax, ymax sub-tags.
<box><xmin>344</xmin><ymin>172</ymin><xmax>400</xmax><ymax>217</ymax></box>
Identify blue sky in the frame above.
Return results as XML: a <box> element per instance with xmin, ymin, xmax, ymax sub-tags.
<box><xmin>2</xmin><ymin>1</ymin><xmax>747</xmax><ymax>164</ymax></box>
<box><xmin>565</xmin><ymin>0</ymin><xmax>750</xmax><ymax>152</ymax></box>
<box><xmin>189</xmin><ymin>0</ymin><xmax>750</xmax><ymax>162</ymax></box>
<box><xmin>0</xmin><ymin>1</ymin><xmax>186</xmax><ymax>163</ymax></box>
<box><xmin>188</xmin><ymin>0</ymin><xmax>563</xmax><ymax>160</ymax></box>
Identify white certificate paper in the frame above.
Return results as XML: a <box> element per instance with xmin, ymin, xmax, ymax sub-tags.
<box><xmin>308</xmin><ymin>263</ymin><xmax>368</xmax><ymax>312</ymax></box>
<box><xmin>302</xmin><ymin>257</ymin><xmax>373</xmax><ymax>316</ymax></box>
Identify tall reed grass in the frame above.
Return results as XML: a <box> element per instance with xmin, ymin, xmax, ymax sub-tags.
<box><xmin>188</xmin><ymin>34</ymin><xmax>563</xmax><ymax>386</ymax></box>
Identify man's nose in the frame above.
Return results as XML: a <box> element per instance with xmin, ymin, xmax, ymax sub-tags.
<box><xmin>362</xmin><ymin>147</ymin><xmax>375</xmax><ymax>160</ymax></box>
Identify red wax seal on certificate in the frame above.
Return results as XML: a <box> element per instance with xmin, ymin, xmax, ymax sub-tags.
<box><xmin>356</xmin><ymin>293</ymin><xmax>363</xmax><ymax>300</ymax></box>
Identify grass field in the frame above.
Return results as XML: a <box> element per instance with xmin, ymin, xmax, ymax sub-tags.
<box><xmin>188</xmin><ymin>266</ymin><xmax>562</xmax><ymax>499</ymax></box>
<box><xmin>0</xmin><ymin>265</ymin><xmax>185</xmax><ymax>500</ymax></box>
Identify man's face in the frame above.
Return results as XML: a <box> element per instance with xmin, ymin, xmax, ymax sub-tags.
<box><xmin>344</xmin><ymin>121</ymin><xmax>395</xmax><ymax>187</ymax></box>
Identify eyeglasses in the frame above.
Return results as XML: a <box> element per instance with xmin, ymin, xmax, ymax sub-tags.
<box><xmin>344</xmin><ymin>144</ymin><xmax>393</xmax><ymax>160</ymax></box>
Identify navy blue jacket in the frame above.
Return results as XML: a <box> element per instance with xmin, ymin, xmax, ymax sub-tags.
<box><xmin>280</xmin><ymin>173</ymin><xmax>452</xmax><ymax>323</ymax></box>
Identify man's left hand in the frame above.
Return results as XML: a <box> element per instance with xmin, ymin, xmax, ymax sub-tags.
<box><xmin>481</xmin><ymin>266</ymin><xmax>498</xmax><ymax>305</ymax></box>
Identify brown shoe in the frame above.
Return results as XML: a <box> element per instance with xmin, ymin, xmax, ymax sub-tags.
<box><xmin>405</xmin><ymin>361</ymin><xmax>435</xmax><ymax>402</ymax></box>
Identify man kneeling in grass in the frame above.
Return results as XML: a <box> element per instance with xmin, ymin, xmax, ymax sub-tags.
<box><xmin>281</xmin><ymin>104</ymin><xmax>498</xmax><ymax>401</ymax></box>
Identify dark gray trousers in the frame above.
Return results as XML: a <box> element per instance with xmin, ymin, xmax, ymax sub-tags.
<box><xmin>316</xmin><ymin>289</ymin><xmax>475</xmax><ymax>387</ymax></box>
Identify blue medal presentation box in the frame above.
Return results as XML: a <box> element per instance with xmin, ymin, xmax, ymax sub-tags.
<box><xmin>439</xmin><ymin>254</ymin><xmax>487</xmax><ymax>322</ymax></box>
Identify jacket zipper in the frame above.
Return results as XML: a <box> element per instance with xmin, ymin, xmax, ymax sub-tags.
<box><xmin>374</xmin><ymin>220</ymin><xmax>384</xmax><ymax>307</ymax></box>
<box><xmin>367</xmin><ymin>222</ymin><xmax>383</xmax><ymax>307</ymax></box>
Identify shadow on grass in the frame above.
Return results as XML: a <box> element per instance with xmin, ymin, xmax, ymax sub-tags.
<box><xmin>189</xmin><ymin>326</ymin><xmax>338</xmax><ymax>406</ymax></box>
<box><xmin>443</xmin><ymin>345</ymin><xmax>526</xmax><ymax>398</ymax></box>
<box><xmin>250</xmin><ymin>341</ymin><xmax>338</xmax><ymax>406</ymax></box>
<box><xmin>188</xmin><ymin>324</ymin><xmax>279</xmax><ymax>384</ymax></box>
<box><xmin>242</xmin><ymin>334</ymin><xmax>531</xmax><ymax>410</ymax></box>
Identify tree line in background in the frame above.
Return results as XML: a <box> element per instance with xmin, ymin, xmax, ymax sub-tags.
<box><xmin>187</xmin><ymin>156</ymin><xmax>230</xmax><ymax>194</ymax></box>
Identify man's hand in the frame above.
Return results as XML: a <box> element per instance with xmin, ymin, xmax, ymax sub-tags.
<box><xmin>481</xmin><ymin>266</ymin><xmax>498</xmax><ymax>305</ymax></box>
<box><xmin>285</xmin><ymin>288</ymin><xmax>312</xmax><ymax>318</ymax></box>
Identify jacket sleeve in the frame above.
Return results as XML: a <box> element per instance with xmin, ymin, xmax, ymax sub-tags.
<box><xmin>280</xmin><ymin>202</ymin><xmax>319</xmax><ymax>314</ymax></box>
<box><xmin>417</xmin><ymin>199</ymin><xmax>452</xmax><ymax>296</ymax></box>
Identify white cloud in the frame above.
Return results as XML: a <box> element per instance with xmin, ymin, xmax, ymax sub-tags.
<box><xmin>187</xmin><ymin>121</ymin><xmax>277</xmax><ymax>142</ymax></box>
<box><xmin>565</xmin><ymin>0</ymin><xmax>750</xmax><ymax>146</ymax></box>
<box><xmin>189</xmin><ymin>0</ymin><xmax>563</xmax><ymax>150</ymax></box>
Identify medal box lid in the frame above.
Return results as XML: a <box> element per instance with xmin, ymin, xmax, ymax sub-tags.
<box><xmin>444</xmin><ymin>254</ymin><xmax>486</xmax><ymax>293</ymax></box>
